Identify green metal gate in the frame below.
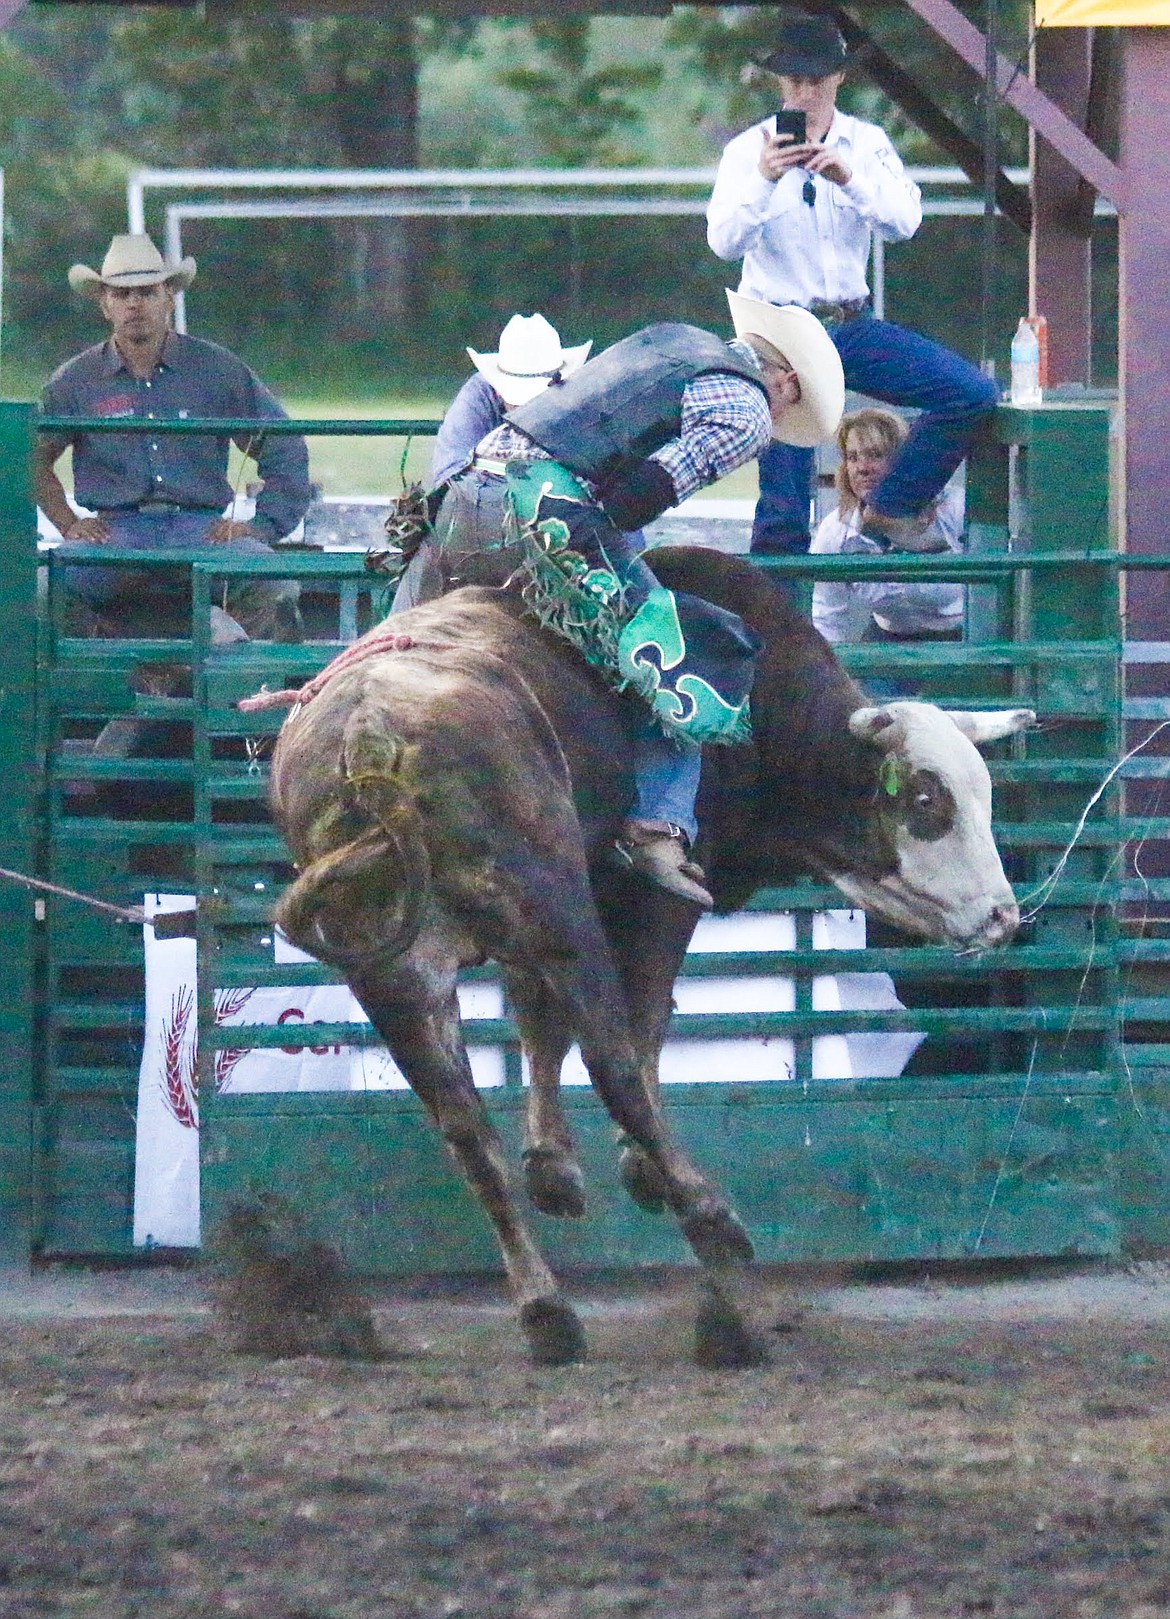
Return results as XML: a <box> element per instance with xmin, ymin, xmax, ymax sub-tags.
<box><xmin>4</xmin><ymin>396</ymin><xmax>1169</xmax><ymax>1269</ymax></box>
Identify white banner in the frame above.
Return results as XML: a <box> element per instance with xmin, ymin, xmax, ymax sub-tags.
<box><xmin>132</xmin><ymin>895</ymin><xmax>504</xmax><ymax>1247</ymax></box>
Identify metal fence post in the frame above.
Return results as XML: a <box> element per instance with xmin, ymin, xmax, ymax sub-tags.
<box><xmin>0</xmin><ymin>402</ymin><xmax>39</xmax><ymax>1267</ymax></box>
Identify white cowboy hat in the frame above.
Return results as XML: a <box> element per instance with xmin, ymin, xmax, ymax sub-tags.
<box><xmin>467</xmin><ymin>313</ymin><xmax>593</xmax><ymax>408</ymax></box>
<box><xmin>68</xmin><ymin>233</ymin><xmax>197</xmax><ymax>298</ymax></box>
<box><xmin>726</xmin><ymin>289</ymin><xmax>845</xmax><ymax>447</ymax></box>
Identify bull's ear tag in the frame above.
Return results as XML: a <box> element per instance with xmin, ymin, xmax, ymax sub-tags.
<box><xmin>879</xmin><ymin>755</ymin><xmax>903</xmax><ymax>798</ymax></box>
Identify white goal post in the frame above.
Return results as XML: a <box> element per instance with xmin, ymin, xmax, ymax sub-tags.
<box><xmin>127</xmin><ymin>164</ymin><xmax>1072</xmax><ymax>336</ymax></box>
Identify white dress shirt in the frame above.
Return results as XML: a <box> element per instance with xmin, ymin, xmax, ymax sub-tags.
<box><xmin>811</xmin><ymin>486</ymin><xmax>965</xmax><ymax>644</ymax></box>
<box><xmin>706</xmin><ymin>110</ymin><xmax>923</xmax><ymax>307</ymax></box>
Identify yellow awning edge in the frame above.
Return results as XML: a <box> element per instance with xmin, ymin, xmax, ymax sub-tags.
<box><xmin>1036</xmin><ymin>0</ymin><xmax>1170</xmax><ymax>25</ymax></box>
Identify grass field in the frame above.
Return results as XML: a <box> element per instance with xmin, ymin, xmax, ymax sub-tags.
<box><xmin>282</xmin><ymin>396</ymin><xmax>760</xmax><ymax>505</ymax></box>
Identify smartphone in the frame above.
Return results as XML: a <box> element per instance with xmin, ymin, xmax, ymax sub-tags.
<box><xmin>774</xmin><ymin>108</ymin><xmax>807</xmax><ymax>144</ymax></box>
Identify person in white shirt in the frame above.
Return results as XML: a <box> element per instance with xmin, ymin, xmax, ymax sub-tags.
<box><xmin>707</xmin><ymin>9</ymin><xmax>997</xmax><ymax>560</ymax></box>
<box><xmin>812</xmin><ymin>407</ymin><xmax>964</xmax><ymax>646</ymax></box>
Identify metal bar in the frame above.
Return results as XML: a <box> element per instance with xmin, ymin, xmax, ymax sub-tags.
<box><xmin>126</xmin><ymin>163</ymin><xmax>1029</xmax><ymax>197</ymax></box>
<box><xmin>162</xmin><ymin>193</ymin><xmax>1073</xmax><ymax>221</ymax></box>
<box><xmin>163</xmin><ymin>205</ymin><xmax>190</xmax><ymax>336</ymax></box>
<box><xmin>0</xmin><ymin>167</ymin><xmax>5</xmax><ymax>384</ymax></box>
<box><xmin>1031</xmin><ymin>27</ymin><xmax>1094</xmax><ymax>384</ymax></box>
<box><xmin>200</xmin><ymin>1004</ymin><xmax>1114</xmax><ymax>1052</ymax></box>
<box><xmin>0</xmin><ymin>405</ymin><xmax>38</xmax><ymax>1268</ymax></box>
<box><xmin>207</xmin><ymin>943</ymin><xmax>1125</xmax><ymax>988</ymax></box>
<box><xmin>1071</xmin><ymin>26</ymin><xmax>1122</xmax><ymax>237</ymax></box>
<box><xmin>1119</xmin><ymin>29</ymin><xmax>1170</xmax><ymax>634</ymax></box>
<box><xmin>835</xmin><ymin>6</ymin><xmax>1031</xmax><ymax>233</ymax></box>
<box><xmin>980</xmin><ymin>0</ymin><xmax>1000</xmax><ymax>366</ymax></box>
<box><xmin>128</xmin><ymin>165</ymin><xmax>726</xmax><ymax>192</ymax></box>
<box><xmin>38</xmin><ymin>416</ymin><xmax>438</xmax><ymax>435</ymax></box>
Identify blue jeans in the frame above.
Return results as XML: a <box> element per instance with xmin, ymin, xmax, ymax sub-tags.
<box><xmin>59</xmin><ymin>511</ymin><xmax>300</xmax><ymax>639</ymax></box>
<box><xmin>632</xmin><ymin>727</ymin><xmax>702</xmax><ymax>844</ymax></box>
<box><xmin>751</xmin><ymin>313</ymin><xmax>998</xmax><ymax>554</ymax></box>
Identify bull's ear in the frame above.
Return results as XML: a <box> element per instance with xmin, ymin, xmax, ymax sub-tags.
<box><xmin>848</xmin><ymin>706</ymin><xmax>903</xmax><ymax>745</ymax></box>
<box><xmin>947</xmin><ymin>708</ymin><xmax>1037</xmax><ymax>745</ymax></box>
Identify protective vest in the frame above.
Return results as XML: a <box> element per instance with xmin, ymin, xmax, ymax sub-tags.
<box><xmin>505</xmin><ymin>323</ymin><xmax>766</xmax><ymax>486</ymax></box>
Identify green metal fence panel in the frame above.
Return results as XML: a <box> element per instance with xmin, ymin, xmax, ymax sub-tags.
<box><xmin>12</xmin><ymin>396</ymin><xmax>1170</xmax><ymax>1267</ymax></box>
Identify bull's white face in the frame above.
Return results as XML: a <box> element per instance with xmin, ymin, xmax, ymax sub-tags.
<box><xmin>830</xmin><ymin>702</ymin><xmax>1035</xmax><ymax>950</ymax></box>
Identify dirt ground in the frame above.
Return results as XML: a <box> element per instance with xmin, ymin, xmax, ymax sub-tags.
<box><xmin>3</xmin><ymin>1261</ymin><xmax>1170</xmax><ymax>1618</ymax></box>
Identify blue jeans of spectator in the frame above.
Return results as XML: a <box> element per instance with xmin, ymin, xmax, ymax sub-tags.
<box><xmin>59</xmin><ymin>511</ymin><xmax>300</xmax><ymax>640</ymax></box>
<box><xmin>751</xmin><ymin>313</ymin><xmax>998</xmax><ymax>555</ymax></box>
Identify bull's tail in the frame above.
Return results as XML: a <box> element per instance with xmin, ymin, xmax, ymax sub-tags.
<box><xmin>275</xmin><ymin>706</ymin><xmax>431</xmax><ymax>967</ymax></box>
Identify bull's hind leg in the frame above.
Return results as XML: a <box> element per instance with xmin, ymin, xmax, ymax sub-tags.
<box><xmin>504</xmin><ymin>969</ymin><xmax>585</xmax><ymax>1218</ymax></box>
<box><xmin>347</xmin><ymin>954</ymin><xmax>586</xmax><ymax>1366</ymax></box>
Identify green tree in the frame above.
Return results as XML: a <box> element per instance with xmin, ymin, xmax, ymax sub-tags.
<box><xmin>101</xmin><ymin>12</ymin><xmax>425</xmax><ymax>326</ymax></box>
<box><xmin>496</xmin><ymin>19</ymin><xmax>662</xmax><ymax>167</ymax></box>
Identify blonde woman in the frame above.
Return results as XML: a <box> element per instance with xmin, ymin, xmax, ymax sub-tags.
<box><xmin>811</xmin><ymin>407</ymin><xmax>964</xmax><ymax>646</ymax></box>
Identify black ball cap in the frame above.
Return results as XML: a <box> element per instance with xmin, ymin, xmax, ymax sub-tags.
<box><xmin>760</xmin><ymin>11</ymin><xmax>849</xmax><ymax>77</ymax></box>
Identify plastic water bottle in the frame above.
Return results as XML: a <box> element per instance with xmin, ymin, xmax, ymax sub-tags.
<box><xmin>1010</xmin><ymin>317</ymin><xmax>1042</xmax><ymax>407</ymax></box>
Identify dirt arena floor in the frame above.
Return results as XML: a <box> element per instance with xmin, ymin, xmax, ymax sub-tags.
<box><xmin>3</xmin><ymin>1261</ymin><xmax>1170</xmax><ymax>1618</ymax></box>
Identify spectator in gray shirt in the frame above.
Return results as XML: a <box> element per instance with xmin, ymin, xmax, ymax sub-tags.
<box><xmin>36</xmin><ymin>234</ymin><xmax>311</xmax><ymax>642</ymax></box>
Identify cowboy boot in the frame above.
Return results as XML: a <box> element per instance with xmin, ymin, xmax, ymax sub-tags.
<box><xmin>859</xmin><ymin>505</ymin><xmax>951</xmax><ymax>554</ymax></box>
<box><xmin>613</xmin><ymin>818</ymin><xmax>714</xmax><ymax>909</ymax></box>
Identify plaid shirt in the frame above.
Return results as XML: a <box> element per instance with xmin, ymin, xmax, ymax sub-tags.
<box><xmin>472</xmin><ymin>341</ymin><xmax>771</xmax><ymax>507</ymax></box>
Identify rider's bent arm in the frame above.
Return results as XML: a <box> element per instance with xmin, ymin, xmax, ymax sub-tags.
<box><xmin>706</xmin><ymin>125</ymin><xmax>787</xmax><ymax>262</ymax></box>
<box><xmin>650</xmin><ymin>372</ymin><xmax>773</xmax><ymax>504</ymax></box>
<box><xmin>229</xmin><ymin>366</ymin><xmax>312</xmax><ymax>543</ymax></box>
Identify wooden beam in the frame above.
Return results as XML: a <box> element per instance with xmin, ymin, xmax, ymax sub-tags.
<box><xmin>1071</xmin><ymin>25</ymin><xmax>1121</xmax><ymax>237</ymax></box>
<box><xmin>1119</xmin><ymin>28</ymin><xmax>1170</xmax><ymax>627</ymax></box>
<box><xmin>1030</xmin><ymin>26</ymin><xmax>1092</xmax><ymax>383</ymax></box>
<box><xmin>836</xmin><ymin>7</ymin><xmax>1031</xmax><ymax>234</ymax></box>
<box><xmin>902</xmin><ymin>0</ymin><xmax>1125</xmax><ymax>210</ymax></box>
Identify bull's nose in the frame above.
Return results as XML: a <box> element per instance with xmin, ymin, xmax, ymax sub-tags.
<box><xmin>977</xmin><ymin>899</ymin><xmax>1020</xmax><ymax>948</ymax></box>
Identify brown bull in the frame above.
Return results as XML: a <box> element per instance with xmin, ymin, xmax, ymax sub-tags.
<box><xmin>264</xmin><ymin>548</ymin><xmax>1032</xmax><ymax>1365</ymax></box>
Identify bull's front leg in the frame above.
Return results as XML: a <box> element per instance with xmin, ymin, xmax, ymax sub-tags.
<box><xmin>591</xmin><ymin>870</ymin><xmax>697</xmax><ymax>1213</ymax></box>
<box><xmin>547</xmin><ymin>935</ymin><xmax>765</xmax><ymax>1368</ymax></box>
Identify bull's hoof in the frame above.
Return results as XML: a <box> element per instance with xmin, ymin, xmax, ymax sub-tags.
<box><xmin>693</xmin><ymin>1293</ymin><xmax>770</xmax><ymax>1370</ymax></box>
<box><xmin>523</xmin><ymin>1149</ymin><xmax>586</xmax><ymax>1219</ymax></box>
<box><xmin>520</xmin><ymin>1297</ymin><xmax>588</xmax><ymax>1366</ymax></box>
<box><xmin>680</xmin><ymin>1202</ymin><xmax>755</xmax><ymax>1267</ymax></box>
<box><xmin>618</xmin><ymin>1142</ymin><xmax>667</xmax><ymax>1213</ymax></box>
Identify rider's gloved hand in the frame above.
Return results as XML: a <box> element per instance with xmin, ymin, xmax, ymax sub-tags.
<box><xmin>597</xmin><ymin>458</ymin><xmax>677</xmax><ymax>533</ymax></box>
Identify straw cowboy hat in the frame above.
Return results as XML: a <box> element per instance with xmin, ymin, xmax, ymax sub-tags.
<box><xmin>68</xmin><ymin>234</ymin><xmax>197</xmax><ymax>298</ymax></box>
<box><xmin>726</xmin><ymin>289</ymin><xmax>845</xmax><ymax>447</ymax></box>
<box><xmin>468</xmin><ymin>313</ymin><xmax>592</xmax><ymax>408</ymax></box>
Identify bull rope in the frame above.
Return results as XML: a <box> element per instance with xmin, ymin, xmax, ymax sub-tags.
<box><xmin>237</xmin><ymin>629</ymin><xmax>452</xmax><ymax>716</ymax></box>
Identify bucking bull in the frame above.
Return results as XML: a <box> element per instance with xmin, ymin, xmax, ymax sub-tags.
<box><xmin>254</xmin><ymin>546</ymin><xmax>1033</xmax><ymax>1367</ymax></box>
